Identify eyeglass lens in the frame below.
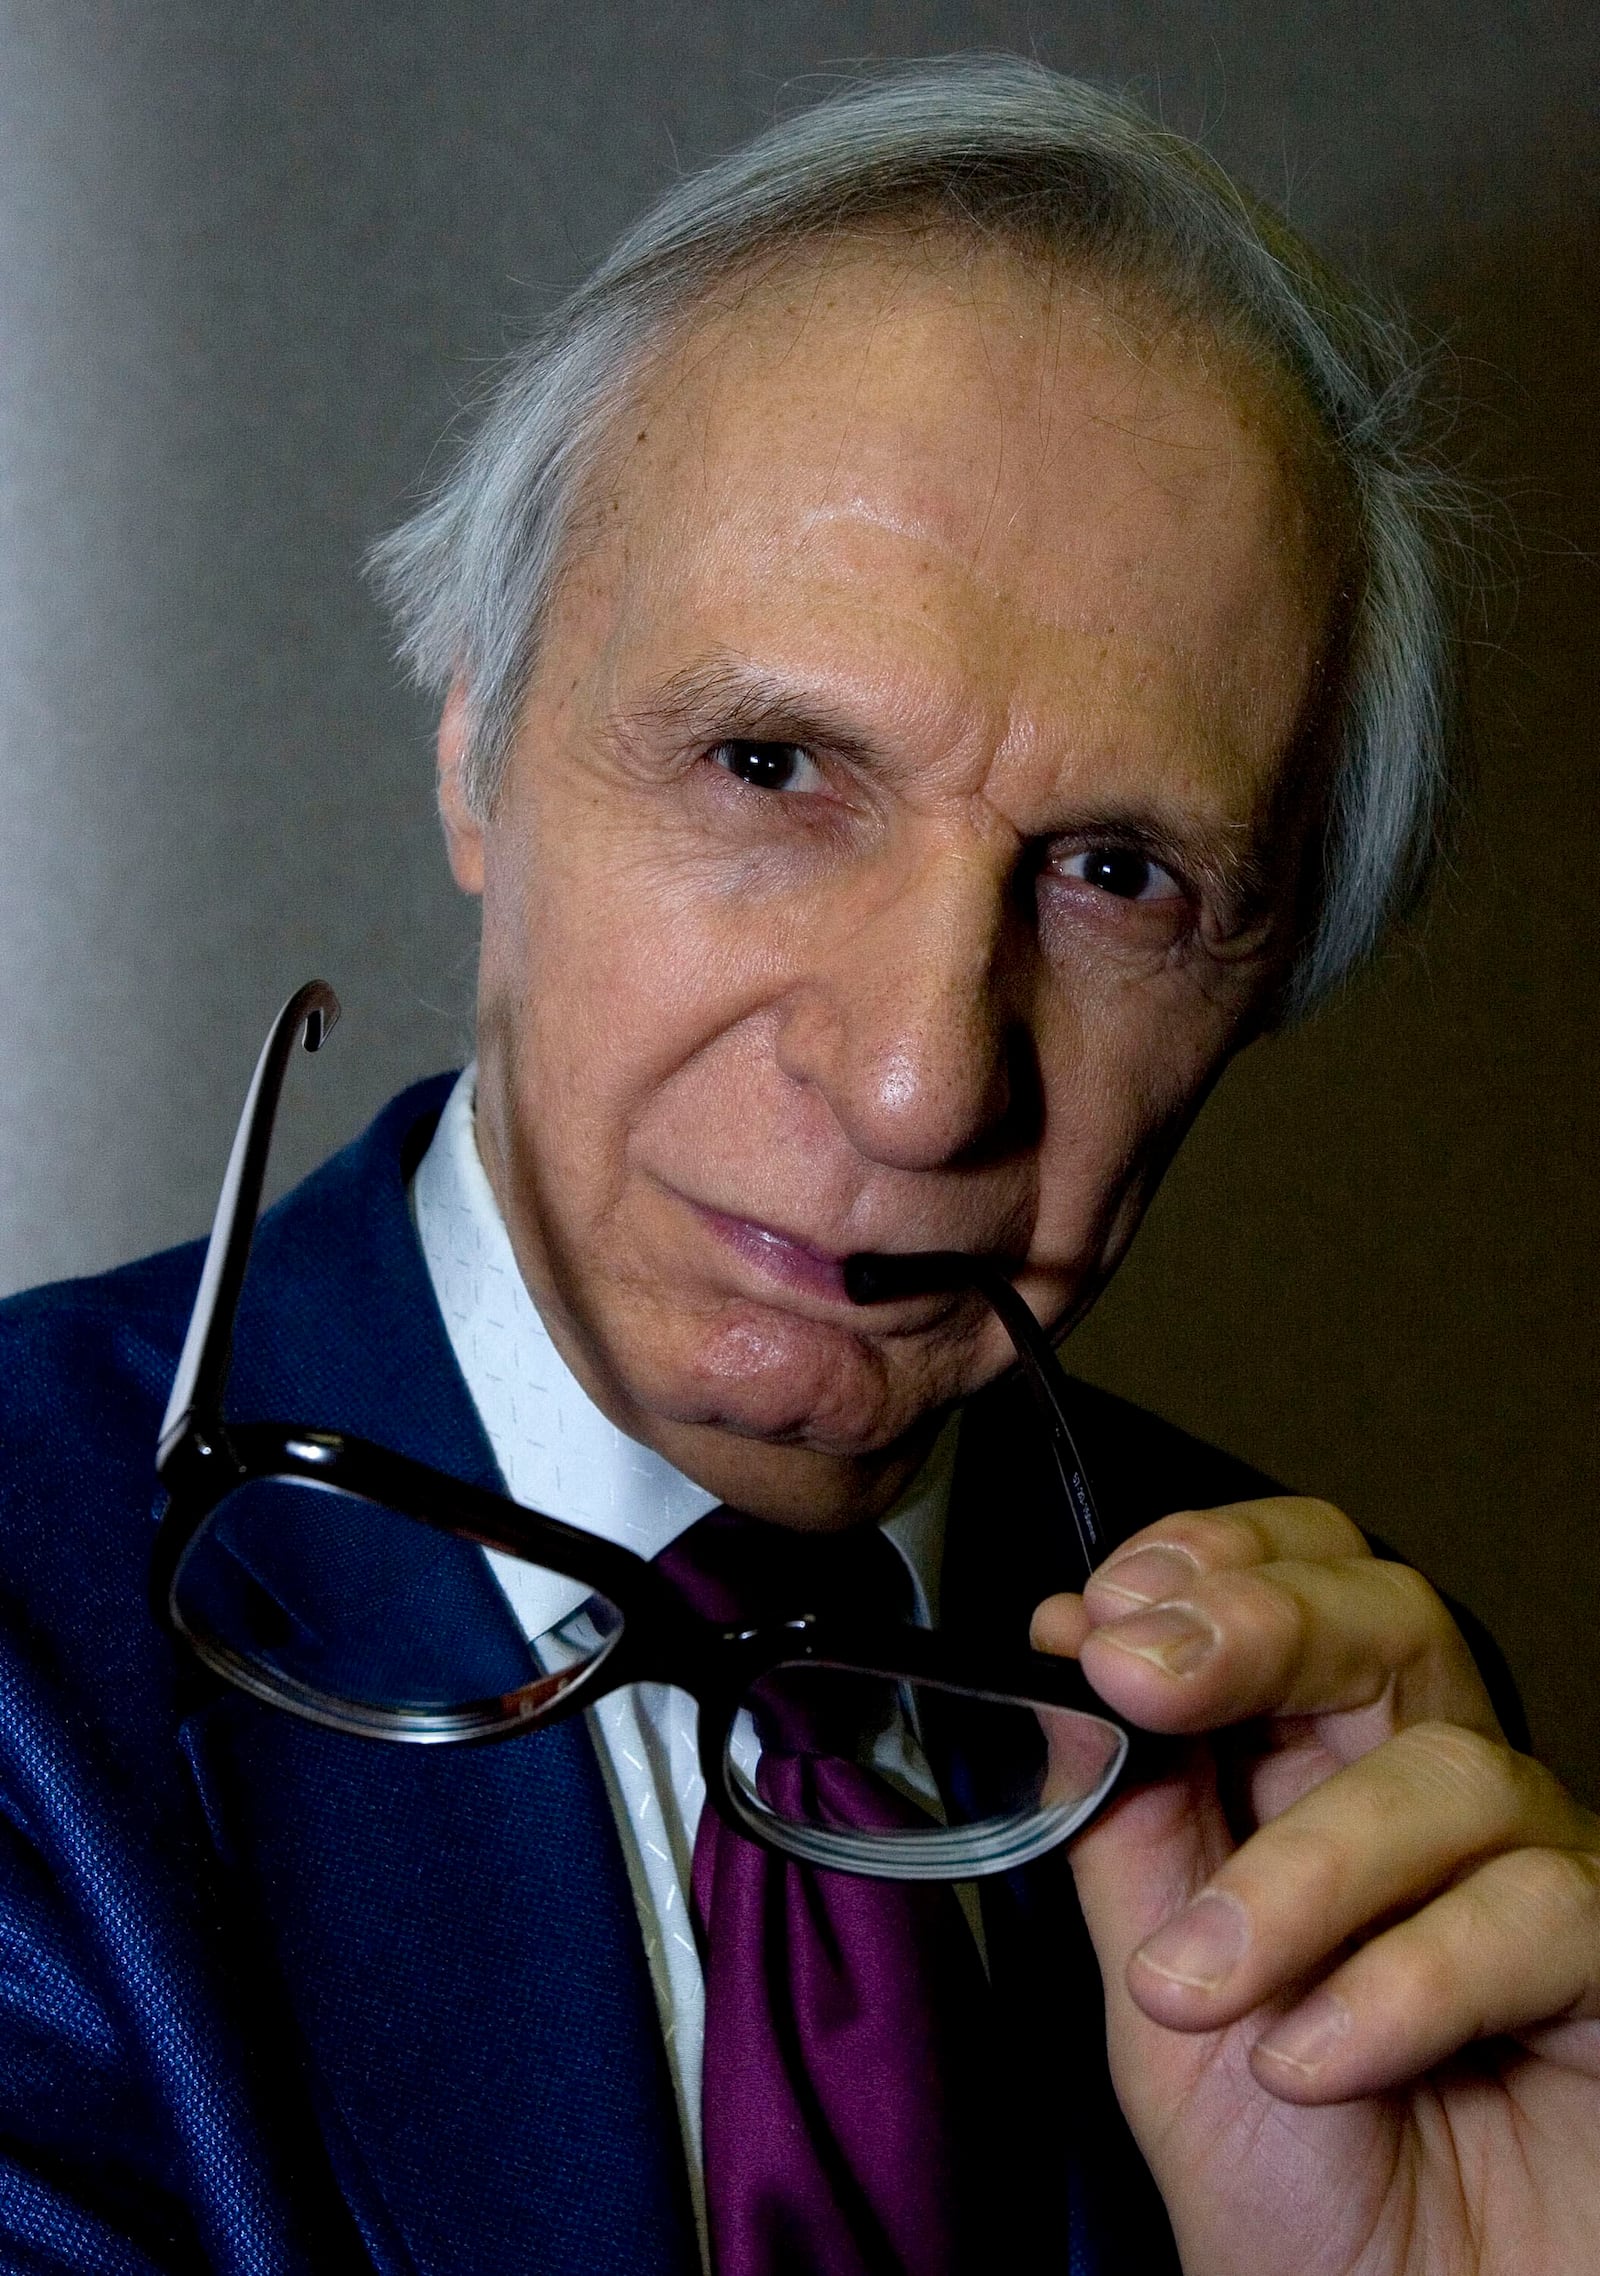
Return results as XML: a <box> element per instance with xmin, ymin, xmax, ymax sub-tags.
<box><xmin>170</xmin><ymin>1478</ymin><xmax>625</xmax><ymax>1739</ymax></box>
<box><xmin>724</xmin><ymin>1661</ymin><xmax>1127</xmax><ymax>1878</ymax></box>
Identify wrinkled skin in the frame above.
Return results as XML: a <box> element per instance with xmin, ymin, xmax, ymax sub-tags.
<box><xmin>439</xmin><ymin>237</ymin><xmax>1600</xmax><ymax>2273</ymax></box>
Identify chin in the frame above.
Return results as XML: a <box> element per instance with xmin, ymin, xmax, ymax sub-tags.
<box><xmin>622</xmin><ymin>1293</ymin><xmax>947</xmax><ymax>1459</ymax></box>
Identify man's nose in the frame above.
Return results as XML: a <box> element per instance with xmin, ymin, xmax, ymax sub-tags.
<box><xmin>774</xmin><ymin>845</ymin><xmax>1037</xmax><ymax>1174</ymax></box>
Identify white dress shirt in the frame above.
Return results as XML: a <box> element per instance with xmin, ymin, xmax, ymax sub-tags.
<box><xmin>411</xmin><ymin>1069</ymin><xmax>956</xmax><ymax>2255</ymax></box>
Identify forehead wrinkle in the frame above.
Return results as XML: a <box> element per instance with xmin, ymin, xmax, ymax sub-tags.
<box><xmin>809</xmin><ymin>244</ymin><xmax>934</xmax><ymax>513</ymax></box>
<box><xmin>777</xmin><ymin>501</ymin><xmax>1234</xmax><ymax>682</ymax></box>
<box><xmin>951</xmin><ymin>262</ymin><xmax>1018</xmax><ymax>574</ymax></box>
<box><xmin>788</xmin><ymin>497</ymin><xmax>1027</xmax><ymax>605</ymax></box>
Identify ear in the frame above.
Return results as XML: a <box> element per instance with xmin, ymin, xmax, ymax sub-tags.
<box><xmin>436</xmin><ymin>682</ymin><xmax>485</xmax><ymax>895</ymax></box>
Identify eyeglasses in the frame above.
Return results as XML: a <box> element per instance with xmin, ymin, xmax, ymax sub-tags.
<box><xmin>153</xmin><ymin>982</ymin><xmax>1142</xmax><ymax>1881</ymax></box>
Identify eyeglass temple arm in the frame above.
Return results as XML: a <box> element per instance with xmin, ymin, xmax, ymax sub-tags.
<box><xmin>843</xmin><ymin>1249</ymin><xmax>1105</xmax><ymax>1584</ymax></box>
<box><xmin>158</xmin><ymin>981</ymin><xmax>340</xmax><ymax>1466</ymax></box>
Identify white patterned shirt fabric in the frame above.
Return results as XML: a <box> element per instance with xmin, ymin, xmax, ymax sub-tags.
<box><xmin>410</xmin><ymin>1068</ymin><xmax>955</xmax><ymax>2264</ymax></box>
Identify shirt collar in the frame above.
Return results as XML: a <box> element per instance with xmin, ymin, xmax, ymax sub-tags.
<box><xmin>412</xmin><ymin>1066</ymin><xmax>953</xmax><ymax>1631</ymax></box>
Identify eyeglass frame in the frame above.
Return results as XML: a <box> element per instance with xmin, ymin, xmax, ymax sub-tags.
<box><xmin>151</xmin><ymin>980</ymin><xmax>1149</xmax><ymax>1878</ymax></box>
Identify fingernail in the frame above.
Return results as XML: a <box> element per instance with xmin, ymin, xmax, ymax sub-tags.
<box><xmin>1134</xmin><ymin>1890</ymin><xmax>1250</xmax><ymax>1989</ymax></box>
<box><xmin>1087</xmin><ymin>1546</ymin><xmax>1200</xmax><ymax>1609</ymax></box>
<box><xmin>1094</xmin><ymin>1603</ymin><xmax>1218</xmax><ymax>1674</ymax></box>
<box><xmin>1255</xmin><ymin>1989</ymin><xmax>1352</xmax><ymax>2076</ymax></box>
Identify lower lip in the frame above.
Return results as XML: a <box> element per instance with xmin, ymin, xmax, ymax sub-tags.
<box><xmin>692</xmin><ymin>1205</ymin><xmax>852</xmax><ymax>1303</ymax></box>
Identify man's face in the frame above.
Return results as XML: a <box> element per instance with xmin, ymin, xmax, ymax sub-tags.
<box><xmin>441</xmin><ymin>243</ymin><xmax>1345</xmax><ymax>1525</ymax></box>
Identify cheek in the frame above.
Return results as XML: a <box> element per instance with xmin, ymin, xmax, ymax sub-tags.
<box><xmin>1027</xmin><ymin>982</ymin><xmax>1241</xmax><ymax>1266</ymax></box>
<box><xmin>480</xmin><ymin>822</ymin><xmax>777</xmax><ymax>1188</ymax></box>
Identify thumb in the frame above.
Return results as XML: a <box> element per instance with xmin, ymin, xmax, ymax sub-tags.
<box><xmin>1036</xmin><ymin>1594</ymin><xmax>1236</xmax><ymax>2100</ymax></box>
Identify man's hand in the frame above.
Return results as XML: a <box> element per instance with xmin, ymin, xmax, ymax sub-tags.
<box><xmin>1032</xmin><ymin>1498</ymin><xmax>1600</xmax><ymax>2276</ymax></box>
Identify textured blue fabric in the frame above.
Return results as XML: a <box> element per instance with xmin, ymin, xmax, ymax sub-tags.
<box><xmin>0</xmin><ymin>1078</ymin><xmax>699</xmax><ymax>2276</ymax></box>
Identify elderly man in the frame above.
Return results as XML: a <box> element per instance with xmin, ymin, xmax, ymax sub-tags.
<box><xmin>1</xmin><ymin>57</ymin><xmax>1596</xmax><ymax>2276</ymax></box>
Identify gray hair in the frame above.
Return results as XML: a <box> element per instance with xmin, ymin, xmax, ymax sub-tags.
<box><xmin>370</xmin><ymin>56</ymin><xmax>1469</xmax><ymax>1015</ymax></box>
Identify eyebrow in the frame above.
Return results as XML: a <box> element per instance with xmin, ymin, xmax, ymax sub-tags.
<box><xmin>617</xmin><ymin>651</ymin><xmax>887</xmax><ymax>771</ymax></box>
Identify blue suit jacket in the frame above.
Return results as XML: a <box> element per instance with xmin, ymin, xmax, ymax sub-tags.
<box><xmin>0</xmin><ymin>1081</ymin><xmax>1523</xmax><ymax>2276</ymax></box>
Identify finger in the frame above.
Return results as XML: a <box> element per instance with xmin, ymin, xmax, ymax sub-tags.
<box><xmin>1250</xmin><ymin>1841</ymin><xmax>1600</xmax><ymax>2102</ymax></box>
<box><xmin>1126</xmin><ymin>1721</ymin><xmax>1593</xmax><ymax>2035</ymax></box>
<box><xmin>1065</xmin><ymin>1743</ymin><xmax>1246</xmax><ymax>2144</ymax></box>
<box><xmin>1029</xmin><ymin>1589</ymin><xmax>1090</xmax><ymax>1658</ymax></box>
<box><xmin>1083</xmin><ymin>1497</ymin><xmax>1371</xmax><ymax>1622</ymax></box>
<box><xmin>1070</xmin><ymin>1741</ymin><xmax>1240</xmax><ymax>2000</ymax></box>
<box><xmin>1034</xmin><ymin>1496</ymin><xmax>1366</xmax><ymax>1662</ymax></box>
<box><xmin>1077</xmin><ymin>1552</ymin><xmax>1497</xmax><ymax>1738</ymax></box>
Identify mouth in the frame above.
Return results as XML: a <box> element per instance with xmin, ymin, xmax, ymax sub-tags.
<box><xmin>687</xmin><ymin>1203</ymin><xmax>1024</xmax><ymax>1328</ymax></box>
<box><xmin>690</xmin><ymin>1204</ymin><xmax>853</xmax><ymax>1303</ymax></box>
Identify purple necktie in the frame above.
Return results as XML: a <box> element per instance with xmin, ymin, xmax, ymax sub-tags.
<box><xmin>656</xmin><ymin>1509</ymin><xmax>994</xmax><ymax>2276</ymax></box>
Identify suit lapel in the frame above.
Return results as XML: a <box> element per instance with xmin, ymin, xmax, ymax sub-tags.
<box><xmin>178</xmin><ymin>1080</ymin><xmax>698</xmax><ymax>2276</ymax></box>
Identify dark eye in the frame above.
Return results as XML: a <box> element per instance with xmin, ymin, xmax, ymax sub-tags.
<box><xmin>711</xmin><ymin>740</ymin><xmax>825</xmax><ymax>794</ymax></box>
<box><xmin>1059</xmin><ymin>846</ymin><xmax>1183</xmax><ymax>902</ymax></box>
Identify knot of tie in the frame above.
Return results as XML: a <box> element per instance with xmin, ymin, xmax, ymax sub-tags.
<box><xmin>657</xmin><ymin>1508</ymin><xmax>916</xmax><ymax>1763</ymax></box>
<box><xmin>656</xmin><ymin>1505</ymin><xmax>915</xmax><ymax>1633</ymax></box>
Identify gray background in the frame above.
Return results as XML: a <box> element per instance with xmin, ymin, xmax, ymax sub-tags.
<box><xmin>1</xmin><ymin>3</ymin><xmax>1594</xmax><ymax>1796</ymax></box>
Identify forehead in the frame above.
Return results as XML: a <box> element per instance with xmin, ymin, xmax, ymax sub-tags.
<box><xmin>558</xmin><ymin>238</ymin><xmax>1345</xmax><ymax>816</ymax></box>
